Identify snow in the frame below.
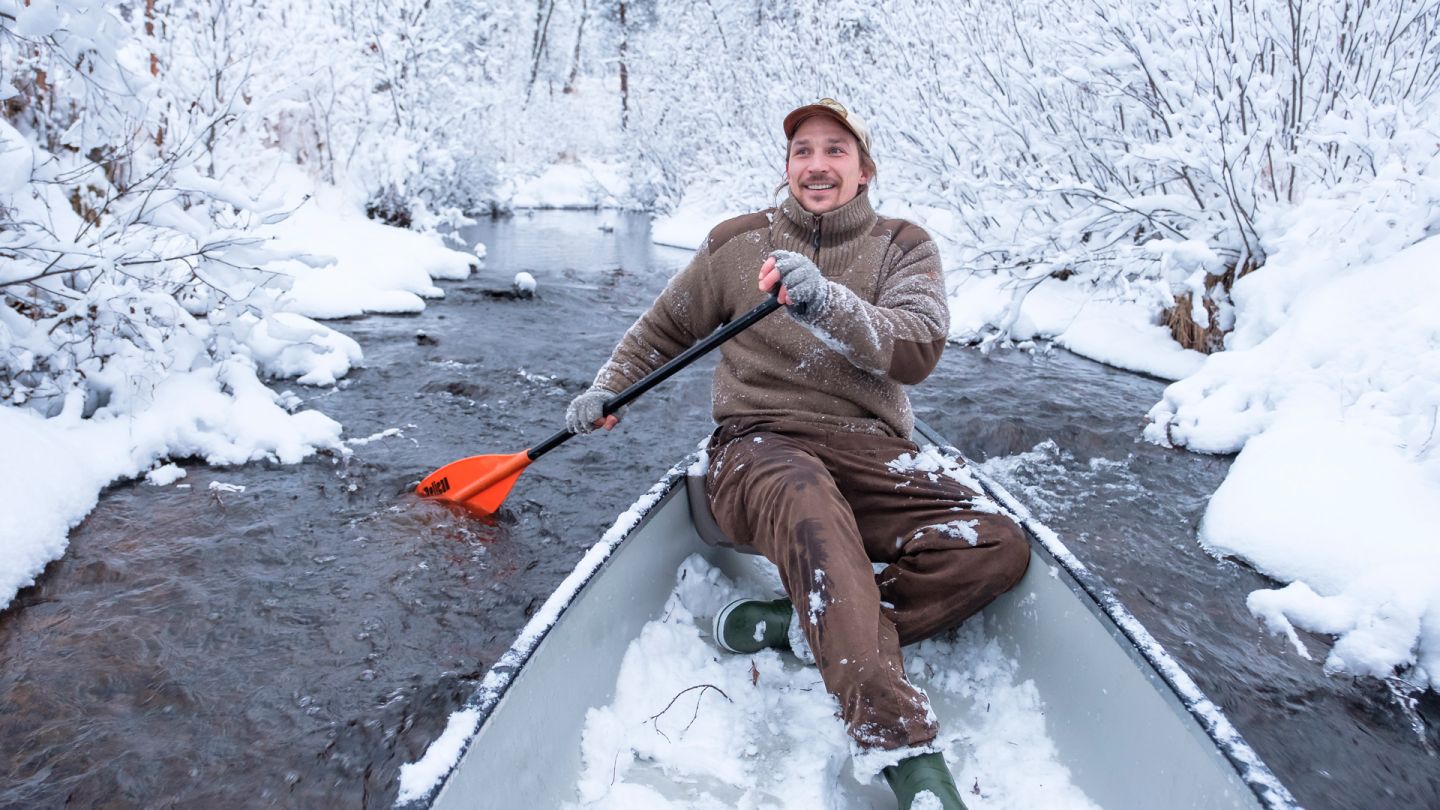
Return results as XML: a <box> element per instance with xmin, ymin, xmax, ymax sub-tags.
<box><xmin>569</xmin><ymin>554</ymin><xmax>1100</xmax><ymax>810</ymax></box>
<box><xmin>145</xmin><ymin>463</ymin><xmax>186</xmax><ymax>486</ymax></box>
<box><xmin>786</xmin><ymin>613</ymin><xmax>817</xmax><ymax>666</ymax></box>
<box><xmin>11</xmin><ymin>0</ymin><xmax>62</xmax><ymax>37</ymax></box>
<box><xmin>944</xmin><ymin>273</ymin><xmax>1205</xmax><ymax>381</ymax></box>
<box><xmin>0</xmin><ymin>156</ymin><xmax>479</xmax><ymax>612</ymax></box>
<box><xmin>1144</xmin><ymin>233</ymin><xmax>1440</xmax><ymax>690</ymax></box>
<box><xmin>343</xmin><ymin>427</ymin><xmax>407</xmax><ymax>448</ymax></box>
<box><xmin>0</xmin><ymin>121</ymin><xmax>34</xmax><ymax>194</ymax></box>
<box><xmin>509</xmin><ymin>159</ymin><xmax>629</xmax><ymax>209</ymax></box>
<box><xmin>0</xmin><ymin>358</ymin><xmax>342</xmax><ymax>609</ymax></box>
<box><xmin>686</xmin><ymin>443</ymin><xmax>710</xmax><ymax>476</ymax></box>
<box><xmin>913</xmin><ymin>792</ymin><xmax>944</xmax><ymax>810</ymax></box>
<box><xmin>652</xmin><ymin>195</ymin><xmax>738</xmax><ymax>251</ymax></box>
<box><xmin>513</xmin><ymin>272</ymin><xmax>537</xmax><ymax>296</ymax></box>
<box><xmin>265</xmin><ymin>175</ymin><xmax>476</xmax><ymax>320</ymax></box>
<box><xmin>395</xmin><ymin>709</ymin><xmax>482</xmax><ymax>804</ymax></box>
<box><xmin>240</xmin><ymin>312</ymin><xmax>363</xmax><ymax>387</ymax></box>
<box><xmin>927</xmin><ymin>519</ymin><xmax>981</xmax><ymax>546</ymax></box>
<box><xmin>888</xmin><ymin>445</ymin><xmax>989</xmax><ymax>496</ymax></box>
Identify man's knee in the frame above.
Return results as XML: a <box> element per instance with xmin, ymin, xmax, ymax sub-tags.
<box><xmin>990</xmin><ymin>516</ymin><xmax>1031</xmax><ymax>589</ymax></box>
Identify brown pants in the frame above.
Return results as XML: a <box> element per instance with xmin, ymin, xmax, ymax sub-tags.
<box><xmin>706</xmin><ymin>417</ymin><xmax>1030</xmax><ymax>750</ymax></box>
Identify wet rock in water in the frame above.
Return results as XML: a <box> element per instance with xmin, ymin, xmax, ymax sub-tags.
<box><xmin>421</xmin><ymin>380</ymin><xmax>482</xmax><ymax>400</ymax></box>
<box><xmin>415</xmin><ymin>330</ymin><xmax>439</xmax><ymax>346</ymax></box>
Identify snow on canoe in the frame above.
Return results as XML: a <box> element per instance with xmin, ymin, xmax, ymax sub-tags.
<box><xmin>396</xmin><ymin>420</ymin><xmax>1297</xmax><ymax>809</ymax></box>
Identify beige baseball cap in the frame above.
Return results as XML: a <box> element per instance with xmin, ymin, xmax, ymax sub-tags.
<box><xmin>782</xmin><ymin>98</ymin><xmax>872</xmax><ymax>154</ymax></box>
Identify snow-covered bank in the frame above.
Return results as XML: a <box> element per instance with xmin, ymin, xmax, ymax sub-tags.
<box><xmin>0</xmin><ymin>171</ymin><xmax>478</xmax><ymax>611</ymax></box>
<box><xmin>650</xmin><ymin>196</ymin><xmax>736</xmax><ymax>251</ymax></box>
<box><xmin>942</xmin><ymin>214</ymin><xmax>1440</xmax><ymax>690</ymax></box>
<box><xmin>1148</xmin><ymin>233</ymin><xmax>1440</xmax><ymax>690</ymax></box>
<box><xmin>507</xmin><ymin>159</ymin><xmax>630</xmax><ymax>211</ymax></box>
<box><xmin>2</xmin><ymin>0</ymin><xmax>487</xmax><ymax>610</ymax></box>
<box><xmin>572</xmin><ymin>554</ymin><xmax>1098</xmax><ymax>810</ymax></box>
<box><xmin>266</xmin><ymin>180</ymin><xmax>475</xmax><ymax>319</ymax></box>
<box><xmin>942</xmin><ymin>273</ymin><xmax>1206</xmax><ymax>381</ymax></box>
<box><xmin>0</xmin><ymin>361</ymin><xmax>343</xmax><ymax>607</ymax></box>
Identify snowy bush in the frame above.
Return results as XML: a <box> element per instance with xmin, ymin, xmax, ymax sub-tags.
<box><xmin>624</xmin><ymin>0</ymin><xmax>1440</xmax><ymax>348</ymax></box>
<box><xmin>1</xmin><ymin>0</ymin><xmax>499</xmax><ymax>417</ymax></box>
<box><xmin>1</xmin><ymin>0</ymin><xmax>477</xmax><ymax>610</ymax></box>
<box><xmin>1</xmin><ymin>0</ymin><xmax>292</xmax><ymax>416</ymax></box>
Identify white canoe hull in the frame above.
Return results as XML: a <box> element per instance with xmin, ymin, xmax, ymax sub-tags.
<box><xmin>407</xmin><ymin>423</ymin><xmax>1296</xmax><ymax>809</ymax></box>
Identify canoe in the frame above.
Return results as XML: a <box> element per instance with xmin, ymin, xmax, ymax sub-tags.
<box><xmin>397</xmin><ymin>419</ymin><xmax>1298</xmax><ymax>809</ymax></box>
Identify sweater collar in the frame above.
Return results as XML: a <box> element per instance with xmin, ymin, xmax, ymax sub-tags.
<box><xmin>777</xmin><ymin>190</ymin><xmax>876</xmax><ymax>247</ymax></box>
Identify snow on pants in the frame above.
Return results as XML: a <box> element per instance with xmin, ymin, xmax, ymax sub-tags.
<box><xmin>705</xmin><ymin>417</ymin><xmax>1030</xmax><ymax>751</ymax></box>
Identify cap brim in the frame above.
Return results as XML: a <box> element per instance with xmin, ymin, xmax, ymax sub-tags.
<box><xmin>783</xmin><ymin>105</ymin><xmax>860</xmax><ymax>143</ymax></box>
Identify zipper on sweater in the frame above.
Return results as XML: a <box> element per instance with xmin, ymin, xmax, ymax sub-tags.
<box><xmin>790</xmin><ymin>215</ymin><xmax>821</xmax><ymax>319</ymax></box>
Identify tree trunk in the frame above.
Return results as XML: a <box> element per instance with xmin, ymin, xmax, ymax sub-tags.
<box><xmin>618</xmin><ymin>2</ymin><xmax>629</xmax><ymax>129</ymax></box>
<box><xmin>564</xmin><ymin>0</ymin><xmax>588</xmax><ymax>94</ymax></box>
<box><xmin>526</xmin><ymin>0</ymin><xmax>557</xmax><ymax>105</ymax></box>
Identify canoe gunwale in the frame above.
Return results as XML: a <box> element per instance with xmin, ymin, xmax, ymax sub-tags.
<box><xmin>912</xmin><ymin>418</ymin><xmax>1297</xmax><ymax>810</ymax></box>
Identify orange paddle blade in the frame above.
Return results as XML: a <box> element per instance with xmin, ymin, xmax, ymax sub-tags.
<box><xmin>416</xmin><ymin>450</ymin><xmax>533</xmax><ymax>515</ymax></box>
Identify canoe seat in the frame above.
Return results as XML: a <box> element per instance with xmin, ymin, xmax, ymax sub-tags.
<box><xmin>685</xmin><ymin>473</ymin><xmax>761</xmax><ymax>556</ymax></box>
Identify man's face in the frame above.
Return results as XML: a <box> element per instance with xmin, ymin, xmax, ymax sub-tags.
<box><xmin>786</xmin><ymin>115</ymin><xmax>868</xmax><ymax>215</ymax></box>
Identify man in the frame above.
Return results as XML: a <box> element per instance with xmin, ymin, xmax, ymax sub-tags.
<box><xmin>566</xmin><ymin>99</ymin><xmax>1029</xmax><ymax>810</ymax></box>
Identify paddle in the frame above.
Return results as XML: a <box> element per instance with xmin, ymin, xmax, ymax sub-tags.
<box><xmin>416</xmin><ymin>291</ymin><xmax>783</xmax><ymax>515</ymax></box>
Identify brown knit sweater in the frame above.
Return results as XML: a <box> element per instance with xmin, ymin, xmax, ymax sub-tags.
<box><xmin>593</xmin><ymin>191</ymin><xmax>949</xmax><ymax>438</ymax></box>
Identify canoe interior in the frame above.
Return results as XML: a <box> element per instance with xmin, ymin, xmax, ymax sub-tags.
<box><xmin>423</xmin><ymin>452</ymin><xmax>1279</xmax><ymax>809</ymax></box>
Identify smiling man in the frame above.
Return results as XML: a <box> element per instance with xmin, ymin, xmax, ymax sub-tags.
<box><xmin>566</xmin><ymin>99</ymin><xmax>1029</xmax><ymax>810</ymax></box>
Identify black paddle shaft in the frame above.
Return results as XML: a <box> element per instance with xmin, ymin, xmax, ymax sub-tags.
<box><xmin>526</xmin><ymin>292</ymin><xmax>784</xmax><ymax>461</ymax></box>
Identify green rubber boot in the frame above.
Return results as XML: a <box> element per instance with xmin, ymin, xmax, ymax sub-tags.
<box><xmin>712</xmin><ymin>597</ymin><xmax>793</xmax><ymax>654</ymax></box>
<box><xmin>883</xmin><ymin>752</ymin><xmax>968</xmax><ymax>810</ymax></box>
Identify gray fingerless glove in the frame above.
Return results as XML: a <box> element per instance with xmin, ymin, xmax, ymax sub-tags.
<box><xmin>770</xmin><ymin>250</ymin><xmax>829</xmax><ymax>319</ymax></box>
<box><xmin>565</xmin><ymin>386</ymin><xmax>615</xmax><ymax>434</ymax></box>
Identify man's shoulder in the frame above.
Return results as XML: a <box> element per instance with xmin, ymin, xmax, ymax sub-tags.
<box><xmin>870</xmin><ymin>215</ymin><xmax>932</xmax><ymax>254</ymax></box>
<box><xmin>705</xmin><ymin>209</ymin><xmax>775</xmax><ymax>255</ymax></box>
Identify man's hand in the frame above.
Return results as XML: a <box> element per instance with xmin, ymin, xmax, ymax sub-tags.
<box><xmin>757</xmin><ymin>256</ymin><xmax>793</xmax><ymax>305</ymax></box>
<box><xmin>758</xmin><ymin>250</ymin><xmax>827</xmax><ymax>319</ymax></box>
<box><xmin>565</xmin><ymin>387</ymin><xmax>620</xmax><ymax>434</ymax></box>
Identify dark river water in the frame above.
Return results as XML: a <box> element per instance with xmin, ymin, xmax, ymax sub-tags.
<box><xmin>1</xmin><ymin>210</ymin><xmax>1435</xmax><ymax>808</ymax></box>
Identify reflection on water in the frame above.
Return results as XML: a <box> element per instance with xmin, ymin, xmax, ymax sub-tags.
<box><xmin>0</xmin><ymin>211</ymin><xmax>1434</xmax><ymax>808</ymax></box>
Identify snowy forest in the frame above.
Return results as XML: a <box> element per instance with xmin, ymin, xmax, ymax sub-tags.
<box><xmin>4</xmin><ymin>0</ymin><xmax>1440</xmax><ymax>742</ymax></box>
